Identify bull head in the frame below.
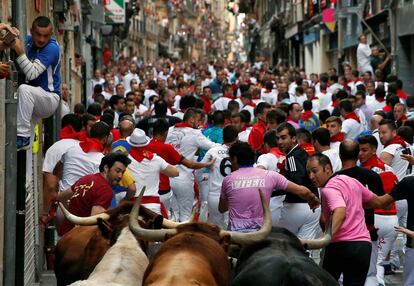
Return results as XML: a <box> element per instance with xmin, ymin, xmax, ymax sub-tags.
<box><xmin>129</xmin><ymin>188</ymin><xmax>272</xmax><ymax>245</ymax></box>
<box><xmin>300</xmin><ymin>218</ymin><xmax>332</xmax><ymax>250</ymax></box>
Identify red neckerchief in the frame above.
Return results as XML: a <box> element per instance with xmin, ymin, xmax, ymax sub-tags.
<box><xmin>174</xmin><ymin>122</ymin><xmax>193</xmax><ymax>128</ymax></box>
<box><xmin>246</xmin><ymin>101</ymin><xmax>256</xmax><ymax>107</ymax></box>
<box><xmin>287</xmin><ymin>116</ymin><xmax>299</xmax><ymax>123</ymax></box>
<box><xmin>332</xmin><ymin>101</ymin><xmax>338</xmax><ymax>107</ymax></box>
<box><xmin>301</xmin><ymin>111</ymin><xmax>314</xmax><ymax>121</ymax></box>
<box><xmin>300</xmin><ymin>143</ymin><xmax>315</xmax><ymax>155</ymax></box>
<box><xmin>320</xmin><ymin>90</ymin><xmax>327</xmax><ymax>94</ymax></box>
<box><xmin>310</xmin><ymin>96</ymin><xmax>319</xmax><ymax>100</ymax></box>
<box><xmin>60</xmin><ymin>125</ymin><xmax>81</xmax><ymax>140</ymax></box>
<box><xmin>397</xmin><ymin>115</ymin><xmax>408</xmax><ymax>125</ymax></box>
<box><xmin>79</xmin><ymin>137</ymin><xmax>104</xmax><ymax>153</ymax></box>
<box><xmin>268</xmin><ymin>147</ymin><xmax>285</xmax><ymax>158</ymax></box>
<box><xmin>239</xmin><ymin>123</ymin><xmax>251</xmax><ymax>132</ymax></box>
<box><xmin>130</xmin><ymin>147</ymin><xmax>154</xmax><ymax>163</ymax></box>
<box><xmin>383</xmin><ymin>105</ymin><xmax>392</xmax><ymax>113</ymax></box>
<box><xmin>362</xmin><ymin>155</ymin><xmax>385</xmax><ymax>171</ymax></box>
<box><xmin>384</xmin><ymin>135</ymin><xmax>407</xmax><ymax>148</ymax></box>
<box><xmin>95</xmin><ymin>115</ymin><xmax>101</xmax><ymax>121</ymax></box>
<box><xmin>343</xmin><ymin>111</ymin><xmax>360</xmax><ymax>123</ymax></box>
<box><xmin>330</xmin><ymin>132</ymin><xmax>345</xmax><ymax>143</ymax></box>
<box><xmin>223</xmin><ymin>93</ymin><xmax>234</xmax><ymax>99</ymax></box>
<box><xmin>397</xmin><ymin>90</ymin><xmax>408</xmax><ymax>100</ymax></box>
<box><xmin>263</xmin><ymin>88</ymin><xmax>272</xmax><ymax>94</ymax></box>
<box><xmin>376</xmin><ymin>97</ymin><xmax>385</xmax><ymax>103</ymax></box>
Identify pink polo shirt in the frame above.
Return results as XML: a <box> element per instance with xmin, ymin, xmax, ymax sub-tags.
<box><xmin>321</xmin><ymin>175</ymin><xmax>374</xmax><ymax>243</ymax></box>
<box><xmin>221</xmin><ymin>167</ymin><xmax>288</xmax><ymax>232</ymax></box>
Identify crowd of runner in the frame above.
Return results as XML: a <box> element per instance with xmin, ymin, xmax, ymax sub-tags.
<box><xmin>46</xmin><ymin>53</ymin><xmax>414</xmax><ymax>286</ymax></box>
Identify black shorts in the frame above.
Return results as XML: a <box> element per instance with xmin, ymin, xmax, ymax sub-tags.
<box><xmin>322</xmin><ymin>241</ymin><xmax>372</xmax><ymax>286</ymax></box>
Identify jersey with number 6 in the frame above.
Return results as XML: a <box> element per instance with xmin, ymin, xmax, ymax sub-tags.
<box><xmin>202</xmin><ymin>144</ymin><xmax>232</xmax><ymax>195</ymax></box>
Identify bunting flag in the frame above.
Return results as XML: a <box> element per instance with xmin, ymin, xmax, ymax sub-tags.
<box><xmin>322</xmin><ymin>8</ymin><xmax>336</xmax><ymax>33</ymax></box>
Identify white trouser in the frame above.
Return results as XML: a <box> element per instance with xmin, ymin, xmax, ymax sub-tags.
<box><xmin>207</xmin><ymin>192</ymin><xmax>228</xmax><ymax>229</ymax></box>
<box><xmin>404</xmin><ymin>247</ymin><xmax>414</xmax><ymax>286</ymax></box>
<box><xmin>17</xmin><ymin>84</ymin><xmax>60</xmax><ymax>137</ymax></box>
<box><xmin>364</xmin><ymin>241</ymin><xmax>378</xmax><ymax>286</ymax></box>
<box><xmin>269</xmin><ymin>196</ymin><xmax>285</xmax><ymax>227</ymax></box>
<box><xmin>142</xmin><ymin>203</ymin><xmax>162</xmax><ymax>216</ymax></box>
<box><xmin>194</xmin><ymin>170</ymin><xmax>209</xmax><ymax>202</ymax></box>
<box><xmin>375</xmin><ymin>214</ymin><xmax>398</xmax><ymax>285</ymax></box>
<box><xmin>170</xmin><ymin>176</ymin><xmax>195</xmax><ymax>222</ymax></box>
<box><xmin>278</xmin><ymin>202</ymin><xmax>321</xmax><ymax>240</ymax></box>
<box><xmin>390</xmin><ymin>200</ymin><xmax>408</xmax><ymax>268</ymax></box>
<box><xmin>159</xmin><ymin>191</ymin><xmax>173</xmax><ymax>219</ymax></box>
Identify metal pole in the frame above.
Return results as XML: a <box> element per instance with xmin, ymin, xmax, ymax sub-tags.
<box><xmin>10</xmin><ymin>1</ymin><xmax>27</xmax><ymax>285</ymax></box>
<box><xmin>3</xmin><ymin>60</ymin><xmax>18</xmax><ymax>286</ymax></box>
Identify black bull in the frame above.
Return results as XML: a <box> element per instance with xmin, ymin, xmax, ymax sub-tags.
<box><xmin>231</xmin><ymin>227</ymin><xmax>338</xmax><ymax>286</ymax></box>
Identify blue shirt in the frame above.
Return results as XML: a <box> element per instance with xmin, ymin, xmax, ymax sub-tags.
<box><xmin>26</xmin><ymin>35</ymin><xmax>61</xmax><ymax>95</ymax></box>
<box><xmin>299</xmin><ymin>113</ymin><xmax>320</xmax><ymax>132</ymax></box>
<box><xmin>198</xmin><ymin>126</ymin><xmax>223</xmax><ymax>162</ymax></box>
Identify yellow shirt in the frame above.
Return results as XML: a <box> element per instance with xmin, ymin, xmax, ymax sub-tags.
<box><xmin>119</xmin><ymin>168</ymin><xmax>134</xmax><ymax>187</ymax></box>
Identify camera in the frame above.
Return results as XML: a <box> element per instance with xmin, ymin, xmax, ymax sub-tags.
<box><xmin>0</xmin><ymin>30</ymin><xmax>16</xmax><ymax>46</ymax></box>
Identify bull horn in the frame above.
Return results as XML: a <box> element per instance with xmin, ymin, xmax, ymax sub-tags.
<box><xmin>300</xmin><ymin>217</ymin><xmax>332</xmax><ymax>250</ymax></box>
<box><xmin>161</xmin><ymin>202</ymin><xmax>198</xmax><ymax>228</ymax></box>
<box><xmin>129</xmin><ymin>186</ymin><xmax>177</xmax><ymax>241</ymax></box>
<box><xmin>58</xmin><ymin>202</ymin><xmax>110</xmax><ymax>225</ymax></box>
<box><xmin>220</xmin><ymin>189</ymin><xmax>272</xmax><ymax>245</ymax></box>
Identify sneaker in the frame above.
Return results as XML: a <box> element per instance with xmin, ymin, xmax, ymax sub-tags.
<box><xmin>17</xmin><ymin>136</ymin><xmax>30</xmax><ymax>150</ymax></box>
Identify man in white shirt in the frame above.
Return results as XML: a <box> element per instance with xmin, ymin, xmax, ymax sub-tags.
<box><xmin>290</xmin><ymin>86</ymin><xmax>307</xmax><ymax>107</ymax></box>
<box><xmin>59</xmin><ymin>122</ymin><xmax>111</xmax><ymax>192</ymax></box>
<box><xmin>256</xmin><ymin>130</ymin><xmax>286</xmax><ymax>226</ymax></box>
<box><xmin>61</xmin><ymin>83</ymin><xmax>70</xmax><ymax>118</ymax></box>
<box><xmin>213</xmin><ymin>84</ymin><xmax>234</xmax><ymax>111</ymax></box>
<box><xmin>166</xmin><ymin>108</ymin><xmax>219</xmax><ymax>221</ymax></box>
<box><xmin>357</xmin><ymin>35</ymin><xmax>374</xmax><ymax>75</ymax></box>
<box><xmin>305</xmin><ymin>86</ymin><xmax>320</xmax><ymax>113</ymax></box>
<box><xmin>327</xmin><ymin>75</ymin><xmax>343</xmax><ymax>95</ymax></box>
<box><xmin>240</xmin><ymin>91</ymin><xmax>256</xmax><ymax>121</ymax></box>
<box><xmin>339</xmin><ymin>99</ymin><xmax>362</xmax><ymax>140</ymax></box>
<box><xmin>42</xmin><ymin>114</ymin><xmax>82</xmax><ymax>218</ymax></box>
<box><xmin>91</xmin><ymin>69</ymin><xmax>105</xmax><ymax>92</ymax></box>
<box><xmin>143</xmin><ymin>80</ymin><xmax>158</xmax><ymax>108</ymax></box>
<box><xmin>379</xmin><ymin>119</ymin><xmax>413</xmax><ymax>269</ymax></box>
<box><xmin>312</xmin><ymin>128</ymin><xmax>342</xmax><ymax>172</ymax></box>
<box><xmin>123</xmin><ymin>62</ymin><xmax>140</xmax><ymax>91</ymax></box>
<box><xmin>127</xmin><ymin>128</ymin><xmax>179</xmax><ymax>215</ymax></box>
<box><xmin>261</xmin><ymin>81</ymin><xmax>278</xmax><ymax>105</ymax></box>
<box><xmin>201</xmin><ymin>125</ymin><xmax>238</xmax><ymax>228</ymax></box>
<box><xmin>326</xmin><ymin>116</ymin><xmax>344</xmax><ymax>151</ymax></box>
<box><xmin>370</xmin><ymin>113</ymin><xmax>385</xmax><ymax>156</ymax></box>
<box><xmin>231</xmin><ymin>112</ymin><xmax>251</xmax><ymax>143</ymax></box>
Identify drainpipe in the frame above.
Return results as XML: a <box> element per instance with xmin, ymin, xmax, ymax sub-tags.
<box><xmin>388</xmin><ymin>0</ymin><xmax>398</xmax><ymax>76</ymax></box>
<box><xmin>3</xmin><ymin>59</ymin><xmax>18</xmax><ymax>286</ymax></box>
<box><xmin>11</xmin><ymin>1</ymin><xmax>26</xmax><ymax>285</ymax></box>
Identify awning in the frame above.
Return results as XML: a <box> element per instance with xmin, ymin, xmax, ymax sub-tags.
<box><xmin>364</xmin><ymin>9</ymin><xmax>389</xmax><ymax>27</ymax></box>
<box><xmin>303</xmin><ymin>25</ymin><xmax>320</xmax><ymax>45</ymax></box>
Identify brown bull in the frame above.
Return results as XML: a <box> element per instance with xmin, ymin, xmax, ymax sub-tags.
<box><xmin>129</xmin><ymin>189</ymin><xmax>273</xmax><ymax>286</ymax></box>
<box><xmin>55</xmin><ymin>201</ymin><xmax>163</xmax><ymax>286</ymax></box>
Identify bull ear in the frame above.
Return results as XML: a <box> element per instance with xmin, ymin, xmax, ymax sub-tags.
<box><xmin>97</xmin><ymin>218</ymin><xmax>113</xmax><ymax>239</ymax></box>
<box><xmin>219</xmin><ymin>233</ymin><xmax>231</xmax><ymax>253</ymax></box>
